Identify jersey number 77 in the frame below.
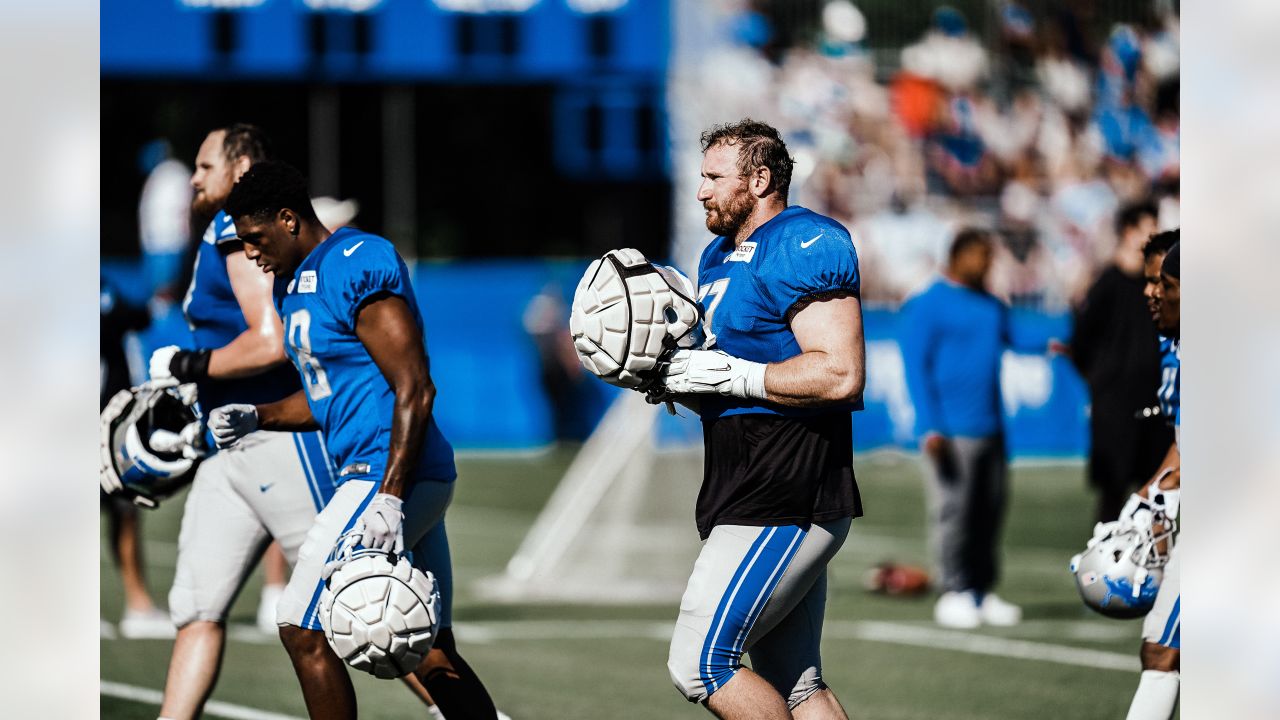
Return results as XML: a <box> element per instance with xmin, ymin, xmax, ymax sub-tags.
<box><xmin>697</xmin><ymin>279</ymin><xmax>729</xmax><ymax>349</ymax></box>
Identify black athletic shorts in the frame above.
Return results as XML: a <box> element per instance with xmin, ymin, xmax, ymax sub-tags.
<box><xmin>696</xmin><ymin>412</ymin><xmax>862</xmax><ymax>540</ymax></box>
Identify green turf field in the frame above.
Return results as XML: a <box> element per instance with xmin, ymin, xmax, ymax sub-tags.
<box><xmin>101</xmin><ymin>449</ymin><xmax>1160</xmax><ymax>719</ymax></box>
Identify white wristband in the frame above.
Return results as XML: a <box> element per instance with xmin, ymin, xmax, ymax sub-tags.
<box><xmin>741</xmin><ymin>360</ymin><xmax>768</xmax><ymax>400</ymax></box>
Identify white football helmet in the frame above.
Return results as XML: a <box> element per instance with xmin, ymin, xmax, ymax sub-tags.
<box><xmin>321</xmin><ymin>549</ymin><xmax>442</xmax><ymax>679</ymax></box>
<box><xmin>569</xmin><ymin>248</ymin><xmax>702</xmax><ymax>390</ymax></box>
<box><xmin>1069</xmin><ymin>498</ymin><xmax>1175</xmax><ymax>619</ymax></box>
<box><xmin>100</xmin><ymin>382</ymin><xmax>205</xmax><ymax>508</ymax></box>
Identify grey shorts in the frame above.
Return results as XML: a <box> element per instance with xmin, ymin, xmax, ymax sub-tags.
<box><xmin>668</xmin><ymin>519</ymin><xmax>850</xmax><ymax>707</ymax></box>
<box><xmin>276</xmin><ymin>477</ymin><xmax>456</xmax><ymax>631</ymax></box>
<box><xmin>169</xmin><ymin>430</ymin><xmax>337</xmax><ymax>627</ymax></box>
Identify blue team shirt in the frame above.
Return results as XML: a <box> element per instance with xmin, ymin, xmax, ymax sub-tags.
<box><xmin>182</xmin><ymin>210</ymin><xmax>300</xmax><ymax>415</ymax></box>
<box><xmin>273</xmin><ymin>228</ymin><xmax>456</xmax><ymax>485</ymax></box>
<box><xmin>1158</xmin><ymin>336</ymin><xmax>1180</xmax><ymax>430</ymax></box>
<box><xmin>900</xmin><ymin>280</ymin><xmax>1016</xmax><ymax>439</ymax></box>
<box><xmin>693</xmin><ymin>205</ymin><xmax>862</xmax><ymax>419</ymax></box>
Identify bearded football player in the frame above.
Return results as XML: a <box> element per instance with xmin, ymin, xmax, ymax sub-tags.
<box><xmin>654</xmin><ymin>119</ymin><xmax>864</xmax><ymax>720</ymax></box>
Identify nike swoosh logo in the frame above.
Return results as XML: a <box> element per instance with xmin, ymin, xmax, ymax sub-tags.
<box><xmin>343</xmin><ymin>240</ymin><xmax>365</xmax><ymax>257</ymax></box>
<box><xmin>800</xmin><ymin>233</ymin><xmax>822</xmax><ymax>249</ymax></box>
<box><xmin>259</xmin><ymin>483</ymin><xmax>274</xmax><ymax>493</ymax></box>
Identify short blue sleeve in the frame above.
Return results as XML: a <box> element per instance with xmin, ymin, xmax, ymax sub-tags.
<box><xmin>212</xmin><ymin>211</ymin><xmax>239</xmax><ymax>246</ymax></box>
<box><xmin>762</xmin><ymin>222</ymin><xmax>861</xmax><ymax>317</ymax></box>
<box><xmin>322</xmin><ymin>236</ymin><xmax>411</xmax><ymax>330</ymax></box>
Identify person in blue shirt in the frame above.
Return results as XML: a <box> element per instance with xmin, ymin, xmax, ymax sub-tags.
<box><xmin>127</xmin><ymin>125</ymin><xmax>342</xmax><ymax>720</ymax></box>
<box><xmin>899</xmin><ymin>228</ymin><xmax>1025</xmax><ymax>630</ymax></box>
<box><xmin>209</xmin><ymin>161</ymin><xmax>498</xmax><ymax>720</ymax></box>
<box><xmin>655</xmin><ymin>120</ymin><xmax>863</xmax><ymax>720</ymax></box>
<box><xmin>1128</xmin><ymin>234</ymin><xmax>1180</xmax><ymax>720</ymax></box>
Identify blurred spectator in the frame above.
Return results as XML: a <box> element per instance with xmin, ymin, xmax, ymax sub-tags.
<box><xmin>855</xmin><ymin>192</ymin><xmax>952</xmax><ymax>303</ymax></box>
<box><xmin>100</xmin><ymin>273</ymin><xmax>173</xmax><ymax>639</ymax></box>
<box><xmin>523</xmin><ymin>283</ymin><xmax>589</xmax><ymax>441</ymax></box>
<box><xmin>1067</xmin><ymin>202</ymin><xmax>1175</xmax><ymax>522</ymax></box>
<box><xmin>899</xmin><ymin>228</ymin><xmax>1034</xmax><ymax>629</ymax></box>
<box><xmin>136</xmin><ymin>139</ymin><xmax>192</xmax><ymax>301</ymax></box>
<box><xmin>674</xmin><ymin>3</ymin><xmax>1179</xmax><ymax>312</ymax></box>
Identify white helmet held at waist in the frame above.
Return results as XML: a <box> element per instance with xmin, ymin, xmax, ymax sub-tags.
<box><xmin>1069</xmin><ymin>504</ymin><xmax>1174</xmax><ymax>619</ymax></box>
<box><xmin>321</xmin><ymin>549</ymin><xmax>442</xmax><ymax>679</ymax></box>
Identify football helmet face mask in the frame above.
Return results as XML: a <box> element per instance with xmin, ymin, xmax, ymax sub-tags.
<box><xmin>100</xmin><ymin>383</ymin><xmax>204</xmax><ymax>508</ymax></box>
<box><xmin>569</xmin><ymin>248</ymin><xmax>703</xmax><ymax>391</ymax></box>
<box><xmin>1069</xmin><ymin>509</ymin><xmax>1175</xmax><ymax>619</ymax></box>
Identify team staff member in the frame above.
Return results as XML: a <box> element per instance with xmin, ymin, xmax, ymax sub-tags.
<box><xmin>1069</xmin><ymin>202</ymin><xmax>1173</xmax><ymax>523</ymax></box>
<box><xmin>211</xmin><ymin>161</ymin><xmax>499</xmax><ymax>720</ymax></box>
<box><xmin>899</xmin><ymin>229</ymin><xmax>1029</xmax><ymax>630</ymax></box>
<box><xmin>656</xmin><ymin>119</ymin><xmax>862</xmax><ymax>720</ymax></box>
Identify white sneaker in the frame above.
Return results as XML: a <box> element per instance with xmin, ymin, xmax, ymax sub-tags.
<box><xmin>934</xmin><ymin>591</ymin><xmax>981</xmax><ymax>629</ymax></box>
<box><xmin>119</xmin><ymin>608</ymin><xmax>176</xmax><ymax>640</ymax></box>
<box><xmin>257</xmin><ymin>584</ymin><xmax>285</xmax><ymax>635</ymax></box>
<box><xmin>978</xmin><ymin>592</ymin><xmax>1022</xmax><ymax>626</ymax></box>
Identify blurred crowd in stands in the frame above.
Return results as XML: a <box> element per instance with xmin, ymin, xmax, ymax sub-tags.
<box><xmin>695</xmin><ymin>1</ymin><xmax>1179</xmax><ymax>310</ymax></box>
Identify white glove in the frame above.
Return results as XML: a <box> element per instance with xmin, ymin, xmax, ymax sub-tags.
<box><xmin>358</xmin><ymin>493</ymin><xmax>405</xmax><ymax>555</ymax></box>
<box><xmin>148</xmin><ymin>345</ymin><xmax>180</xmax><ymax>387</ymax></box>
<box><xmin>208</xmin><ymin>404</ymin><xmax>259</xmax><ymax>448</ymax></box>
<box><xmin>658</xmin><ymin>349</ymin><xmax>767</xmax><ymax>400</ymax></box>
<box><xmin>148</xmin><ymin>420</ymin><xmax>208</xmax><ymax>460</ymax></box>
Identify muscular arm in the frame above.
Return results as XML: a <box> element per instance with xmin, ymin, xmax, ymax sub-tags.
<box><xmin>761</xmin><ymin>295</ymin><xmax>865</xmax><ymax>407</ymax></box>
<box><xmin>256</xmin><ymin>389</ymin><xmax>320</xmax><ymax>432</ymax></box>
<box><xmin>1139</xmin><ymin>441</ymin><xmax>1181</xmax><ymax>495</ymax></box>
<box><xmin>208</xmin><ymin>249</ymin><xmax>288</xmax><ymax>379</ymax></box>
<box><xmin>355</xmin><ymin>295</ymin><xmax>435</xmax><ymax>500</ymax></box>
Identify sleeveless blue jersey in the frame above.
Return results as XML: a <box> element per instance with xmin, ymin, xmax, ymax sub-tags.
<box><xmin>1158</xmin><ymin>336</ymin><xmax>1180</xmax><ymax>431</ymax></box>
<box><xmin>274</xmin><ymin>228</ymin><xmax>456</xmax><ymax>485</ymax></box>
<box><xmin>182</xmin><ymin>211</ymin><xmax>300</xmax><ymax>415</ymax></box>
<box><xmin>693</xmin><ymin>205</ymin><xmax>863</xmax><ymax>419</ymax></box>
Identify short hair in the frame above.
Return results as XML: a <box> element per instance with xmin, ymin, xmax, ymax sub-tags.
<box><xmin>224</xmin><ymin>161</ymin><xmax>316</xmax><ymax>222</ymax></box>
<box><xmin>217</xmin><ymin>123</ymin><xmax>272</xmax><ymax>165</ymax></box>
<box><xmin>1142</xmin><ymin>228</ymin><xmax>1179</xmax><ymax>262</ymax></box>
<box><xmin>949</xmin><ymin>227</ymin><xmax>992</xmax><ymax>261</ymax></box>
<box><xmin>1114</xmin><ymin>199</ymin><xmax>1158</xmax><ymax>236</ymax></box>
<box><xmin>1162</xmin><ymin>242</ymin><xmax>1180</xmax><ymax>279</ymax></box>
<box><xmin>700</xmin><ymin>119</ymin><xmax>794</xmax><ymax>201</ymax></box>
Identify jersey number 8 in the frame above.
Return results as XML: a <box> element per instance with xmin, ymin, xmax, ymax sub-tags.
<box><xmin>287</xmin><ymin>309</ymin><xmax>333</xmax><ymax>401</ymax></box>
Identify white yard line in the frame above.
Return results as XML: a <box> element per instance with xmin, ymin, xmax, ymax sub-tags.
<box><xmin>100</xmin><ymin>681</ymin><xmax>304</xmax><ymax>720</ymax></box>
<box><xmin>835</xmin><ymin>621</ymin><xmax>1138</xmax><ymax>672</ymax></box>
<box><xmin>451</xmin><ymin>619</ymin><xmax>1137</xmax><ymax>672</ymax></box>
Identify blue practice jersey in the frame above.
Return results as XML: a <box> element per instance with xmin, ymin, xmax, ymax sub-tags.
<box><xmin>182</xmin><ymin>210</ymin><xmax>300</xmax><ymax>415</ymax></box>
<box><xmin>694</xmin><ymin>205</ymin><xmax>863</xmax><ymax>419</ymax></box>
<box><xmin>1158</xmin><ymin>336</ymin><xmax>1180</xmax><ymax>437</ymax></box>
<box><xmin>274</xmin><ymin>228</ymin><xmax>456</xmax><ymax>485</ymax></box>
